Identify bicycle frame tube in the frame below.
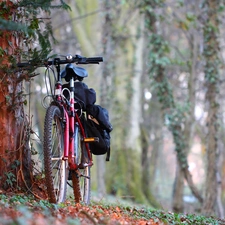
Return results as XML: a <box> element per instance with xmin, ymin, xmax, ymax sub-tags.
<box><xmin>67</xmin><ymin>78</ymin><xmax>77</xmax><ymax>170</ymax></box>
<box><xmin>75</xmin><ymin>113</ymin><xmax>93</xmax><ymax>163</ymax></box>
<box><xmin>62</xmin><ymin>77</ymin><xmax>93</xmax><ymax>169</ymax></box>
<box><xmin>54</xmin><ymin>76</ymin><xmax>70</xmax><ymax>159</ymax></box>
<box><xmin>63</xmin><ymin>109</ymin><xmax>69</xmax><ymax>158</ymax></box>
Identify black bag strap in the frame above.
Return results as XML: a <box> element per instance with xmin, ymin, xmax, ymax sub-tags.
<box><xmin>106</xmin><ymin>147</ymin><xmax>110</xmax><ymax>161</ymax></box>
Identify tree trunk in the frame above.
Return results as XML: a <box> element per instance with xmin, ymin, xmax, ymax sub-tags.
<box><xmin>68</xmin><ymin>1</ymin><xmax>96</xmax><ymax>55</ymax></box>
<box><xmin>172</xmin><ymin>163</ymin><xmax>184</xmax><ymax>212</ymax></box>
<box><xmin>0</xmin><ymin>1</ymin><xmax>32</xmax><ymax>190</ymax></box>
<box><xmin>172</xmin><ymin>22</ymin><xmax>199</xmax><ymax>212</ymax></box>
<box><xmin>140</xmin><ymin>0</ymin><xmax>203</xmax><ymax>205</ymax></box>
<box><xmin>124</xmin><ymin>12</ymin><xmax>148</xmax><ymax>204</ymax></box>
<box><xmin>125</xmin><ymin>16</ymin><xmax>143</xmax><ymax>152</ymax></box>
<box><xmin>201</xmin><ymin>0</ymin><xmax>220</xmax><ymax>216</ymax></box>
<box><xmin>141</xmin><ymin>126</ymin><xmax>162</xmax><ymax>208</ymax></box>
<box><xmin>97</xmin><ymin>0</ymin><xmax>117</xmax><ymax>197</ymax></box>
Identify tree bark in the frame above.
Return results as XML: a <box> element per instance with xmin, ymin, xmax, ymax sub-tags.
<box><xmin>141</xmin><ymin>126</ymin><xmax>162</xmax><ymax>208</ymax></box>
<box><xmin>201</xmin><ymin>0</ymin><xmax>220</xmax><ymax>216</ymax></box>
<box><xmin>0</xmin><ymin>1</ymin><xmax>32</xmax><ymax>190</ymax></box>
<box><xmin>97</xmin><ymin>0</ymin><xmax>117</xmax><ymax>197</ymax></box>
<box><xmin>172</xmin><ymin>163</ymin><xmax>184</xmax><ymax>212</ymax></box>
<box><xmin>172</xmin><ymin>19</ymin><xmax>199</xmax><ymax>212</ymax></box>
<box><xmin>68</xmin><ymin>1</ymin><xmax>96</xmax><ymax>55</ymax></box>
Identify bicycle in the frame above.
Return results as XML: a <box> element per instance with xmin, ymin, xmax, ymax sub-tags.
<box><xmin>18</xmin><ymin>54</ymin><xmax>103</xmax><ymax>204</ymax></box>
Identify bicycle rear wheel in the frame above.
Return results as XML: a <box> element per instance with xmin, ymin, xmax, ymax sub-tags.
<box><xmin>72</xmin><ymin>122</ymin><xmax>91</xmax><ymax>204</ymax></box>
<box><xmin>43</xmin><ymin>105</ymin><xmax>68</xmax><ymax>203</ymax></box>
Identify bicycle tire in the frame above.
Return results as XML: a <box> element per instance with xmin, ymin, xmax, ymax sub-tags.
<box><xmin>43</xmin><ymin>105</ymin><xmax>68</xmax><ymax>203</ymax></box>
<box><xmin>72</xmin><ymin>122</ymin><xmax>91</xmax><ymax>204</ymax></box>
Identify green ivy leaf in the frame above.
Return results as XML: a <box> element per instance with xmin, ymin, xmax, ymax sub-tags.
<box><xmin>29</xmin><ymin>18</ymin><xmax>39</xmax><ymax>30</ymax></box>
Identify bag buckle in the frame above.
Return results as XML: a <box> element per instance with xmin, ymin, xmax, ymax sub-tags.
<box><xmin>88</xmin><ymin>115</ymin><xmax>99</xmax><ymax>125</ymax></box>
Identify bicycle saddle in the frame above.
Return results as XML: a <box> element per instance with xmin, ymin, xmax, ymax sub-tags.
<box><xmin>61</xmin><ymin>64</ymin><xmax>88</xmax><ymax>81</ymax></box>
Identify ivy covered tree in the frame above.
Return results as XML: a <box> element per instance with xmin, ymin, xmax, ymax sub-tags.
<box><xmin>201</xmin><ymin>0</ymin><xmax>221</xmax><ymax>216</ymax></box>
<box><xmin>139</xmin><ymin>0</ymin><xmax>203</xmax><ymax>212</ymax></box>
<box><xmin>0</xmin><ymin>0</ymin><xmax>69</xmax><ymax>191</ymax></box>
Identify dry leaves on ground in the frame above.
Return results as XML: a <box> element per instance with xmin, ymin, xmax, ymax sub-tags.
<box><xmin>0</xmin><ymin>202</ymin><xmax>164</xmax><ymax>225</ymax></box>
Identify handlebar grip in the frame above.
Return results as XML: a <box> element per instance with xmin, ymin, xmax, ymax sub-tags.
<box><xmin>86</xmin><ymin>57</ymin><xmax>103</xmax><ymax>63</ymax></box>
<box><xmin>87</xmin><ymin>57</ymin><xmax>103</xmax><ymax>62</ymax></box>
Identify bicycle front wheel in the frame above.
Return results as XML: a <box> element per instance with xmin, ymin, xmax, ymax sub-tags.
<box><xmin>43</xmin><ymin>105</ymin><xmax>68</xmax><ymax>203</ymax></box>
<box><xmin>72</xmin><ymin>122</ymin><xmax>91</xmax><ymax>204</ymax></box>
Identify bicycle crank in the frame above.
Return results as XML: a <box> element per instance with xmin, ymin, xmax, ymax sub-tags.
<box><xmin>75</xmin><ymin>169</ymin><xmax>90</xmax><ymax>179</ymax></box>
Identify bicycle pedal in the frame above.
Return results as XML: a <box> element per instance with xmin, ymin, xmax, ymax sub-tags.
<box><xmin>84</xmin><ymin>137</ymin><xmax>99</xmax><ymax>143</ymax></box>
<box><xmin>74</xmin><ymin>169</ymin><xmax>90</xmax><ymax>179</ymax></box>
<box><xmin>68</xmin><ymin>170</ymin><xmax>83</xmax><ymax>179</ymax></box>
<box><xmin>80</xmin><ymin>174</ymin><xmax>90</xmax><ymax>179</ymax></box>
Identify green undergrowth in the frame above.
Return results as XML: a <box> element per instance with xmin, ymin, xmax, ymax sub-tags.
<box><xmin>122</xmin><ymin>206</ymin><xmax>225</xmax><ymax>225</ymax></box>
<box><xmin>0</xmin><ymin>193</ymin><xmax>225</xmax><ymax>225</ymax></box>
<box><xmin>94</xmin><ymin>200</ymin><xmax>225</xmax><ymax>225</ymax></box>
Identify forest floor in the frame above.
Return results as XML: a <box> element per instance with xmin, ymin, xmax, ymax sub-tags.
<box><xmin>0</xmin><ymin>191</ymin><xmax>225</xmax><ymax>225</ymax></box>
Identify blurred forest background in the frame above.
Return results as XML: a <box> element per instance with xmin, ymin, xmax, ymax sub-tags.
<box><xmin>18</xmin><ymin>0</ymin><xmax>225</xmax><ymax>218</ymax></box>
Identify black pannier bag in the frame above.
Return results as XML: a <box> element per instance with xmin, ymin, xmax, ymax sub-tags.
<box><xmin>62</xmin><ymin>82</ymin><xmax>96</xmax><ymax>110</ymax></box>
<box><xmin>62</xmin><ymin>81</ymin><xmax>113</xmax><ymax>160</ymax></box>
<box><xmin>86</xmin><ymin>105</ymin><xmax>113</xmax><ymax>161</ymax></box>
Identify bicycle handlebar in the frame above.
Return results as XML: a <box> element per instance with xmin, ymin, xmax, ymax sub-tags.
<box><xmin>17</xmin><ymin>54</ymin><xmax>103</xmax><ymax>68</ymax></box>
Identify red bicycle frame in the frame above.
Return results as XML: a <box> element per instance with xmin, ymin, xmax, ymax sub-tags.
<box><xmin>55</xmin><ymin>77</ymin><xmax>93</xmax><ymax>172</ymax></box>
